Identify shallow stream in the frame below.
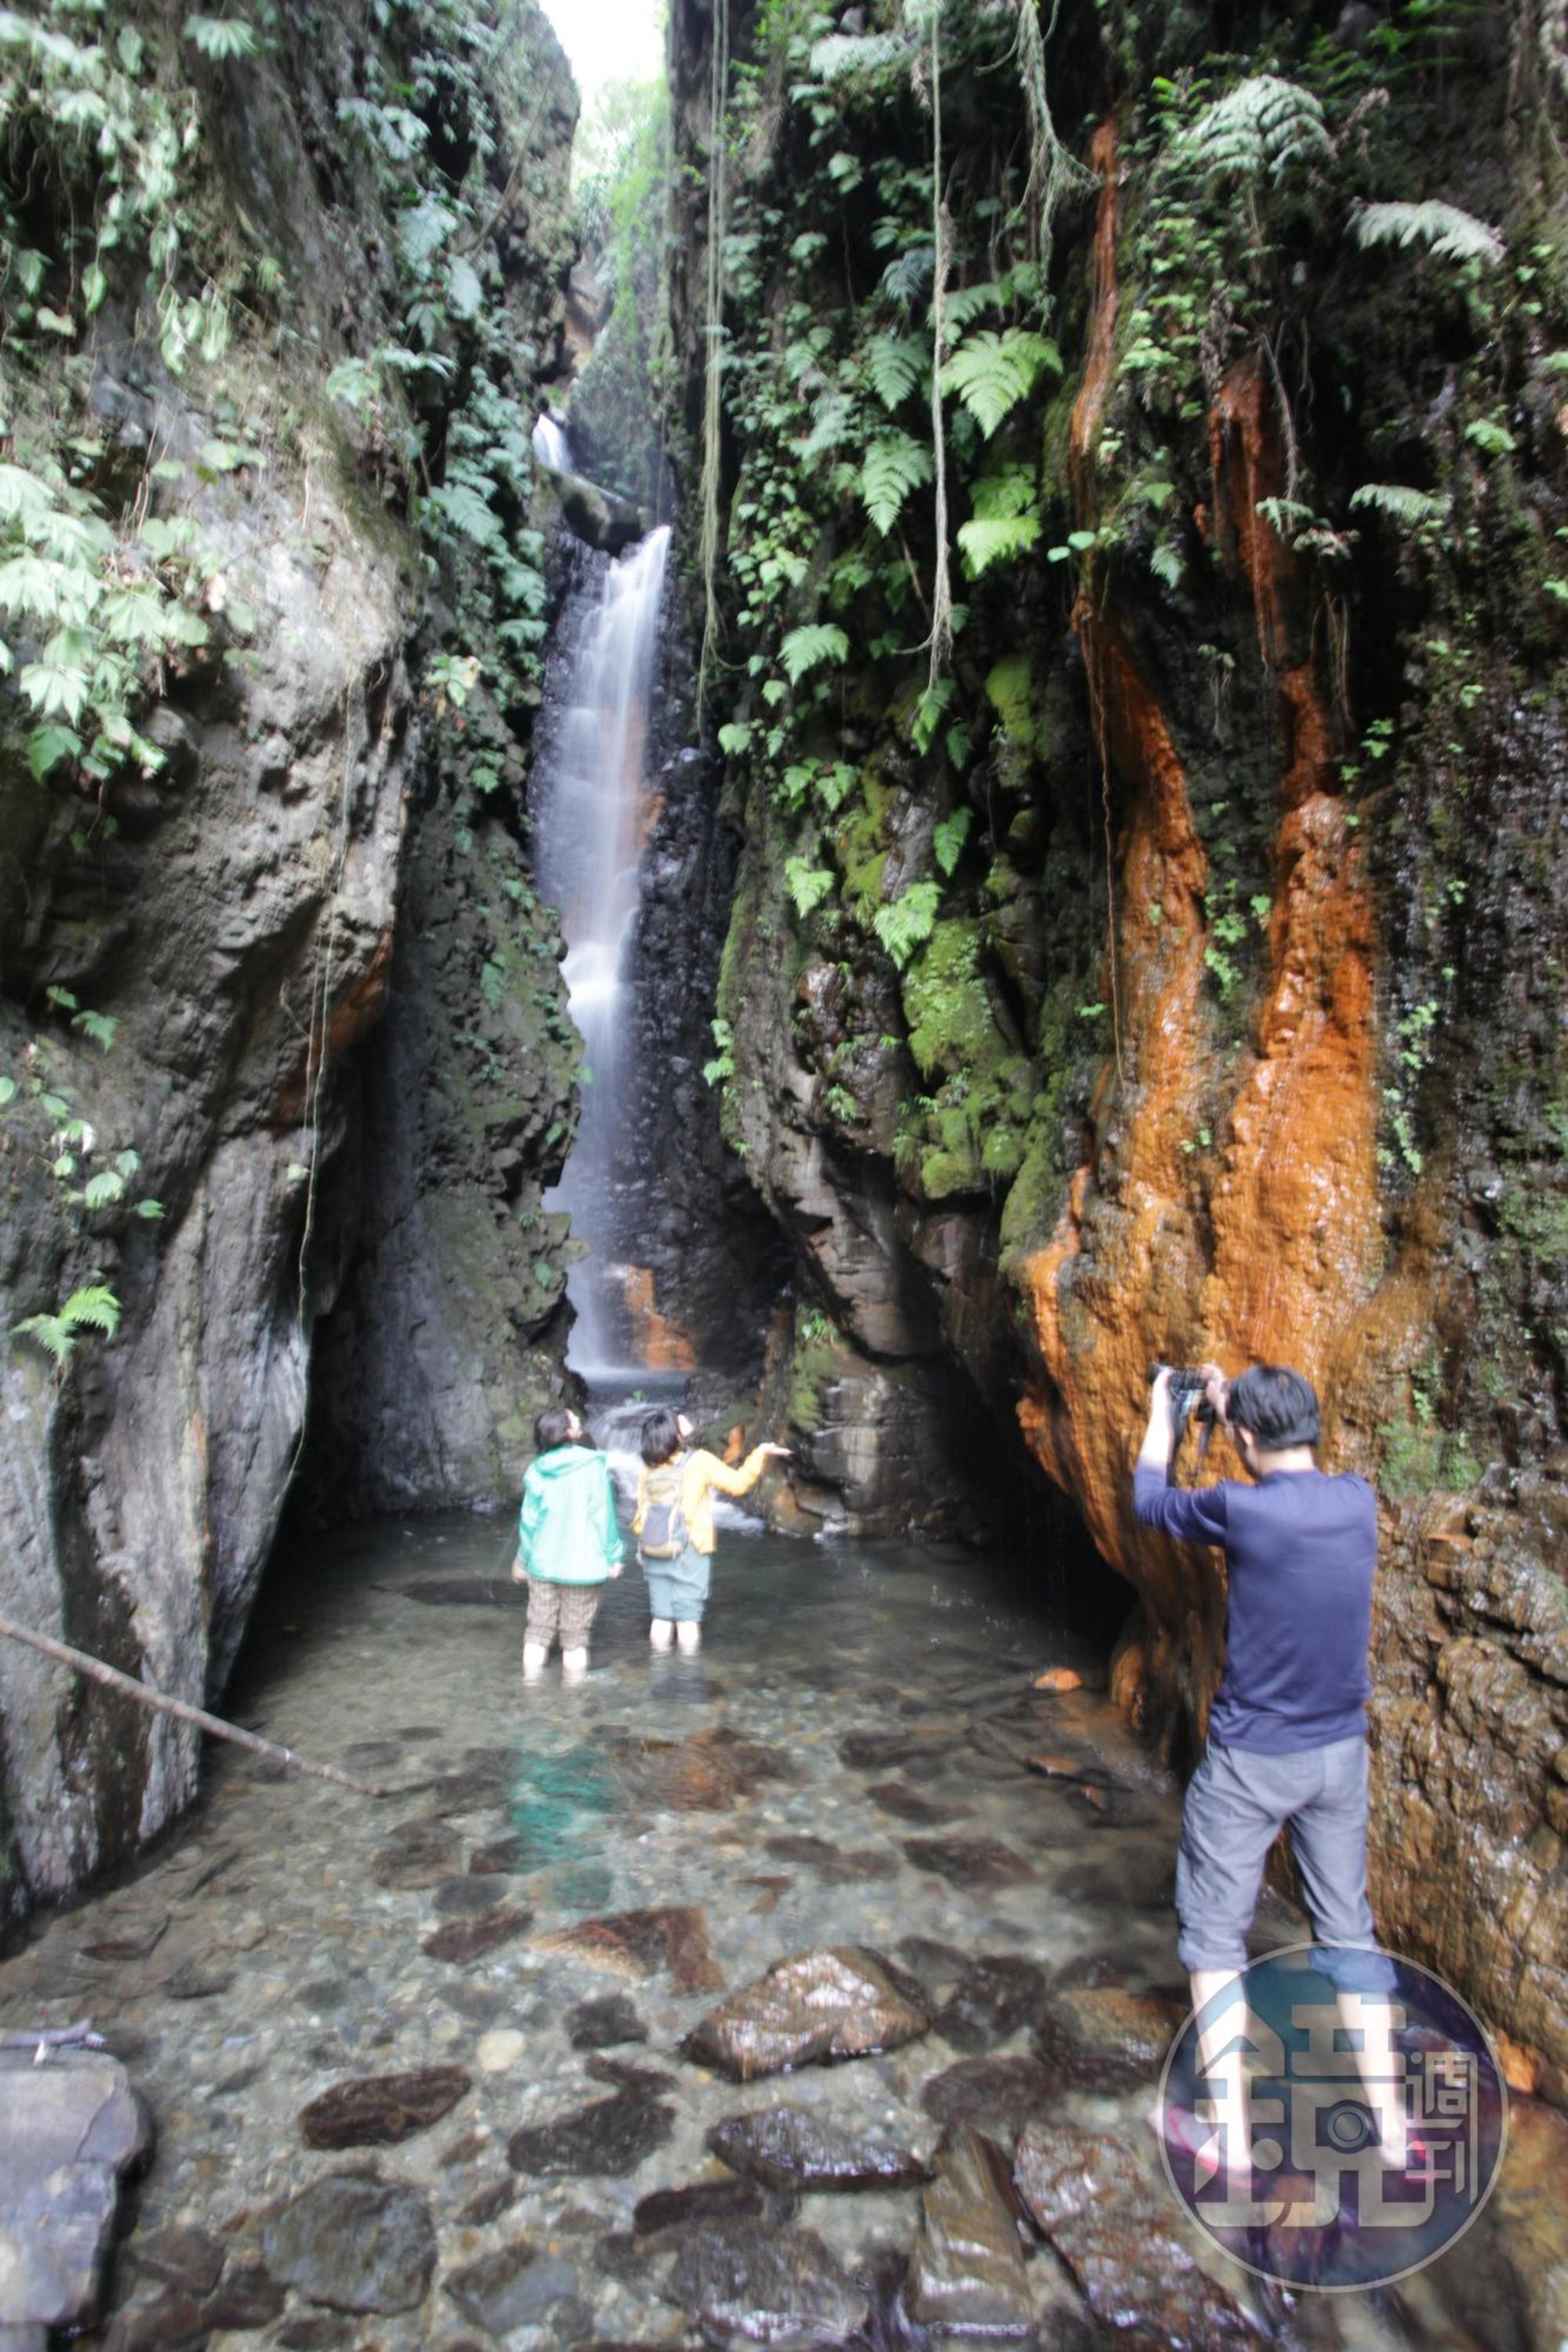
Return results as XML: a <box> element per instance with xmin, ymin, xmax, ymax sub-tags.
<box><xmin>0</xmin><ymin>1515</ymin><xmax>1520</xmax><ymax>2350</ymax></box>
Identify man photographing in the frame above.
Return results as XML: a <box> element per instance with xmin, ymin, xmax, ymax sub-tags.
<box><xmin>1133</xmin><ymin>1361</ymin><xmax>1404</xmax><ymax>2183</ymax></box>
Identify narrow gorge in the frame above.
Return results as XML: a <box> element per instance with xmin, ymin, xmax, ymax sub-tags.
<box><xmin>1</xmin><ymin>0</ymin><xmax>1566</xmax><ymax>2344</ymax></box>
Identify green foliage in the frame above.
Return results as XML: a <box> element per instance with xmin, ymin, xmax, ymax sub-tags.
<box><xmin>1174</xmin><ymin>74</ymin><xmax>1330</xmax><ymax>182</ymax></box>
<box><xmin>784</xmin><ymin>857</ymin><xmax>835</xmax><ymax>920</ymax></box>
<box><xmin>956</xmin><ymin>514</ymin><xmax>1040</xmax><ymax>576</ymax></box>
<box><xmin>932</xmin><ymin>807</ymin><xmax>972</xmax><ymax>877</ymax></box>
<box><xmin>702</xmin><ymin>1016</ymin><xmax>735</xmax><ymax>1087</ymax></box>
<box><xmin>865</xmin><ymin>334</ymin><xmax>924</xmax><ymax>412</ymax></box>
<box><xmin>861</xmin><ymin>434</ymin><xmax>935</xmax><ymax>535</ymax></box>
<box><xmin>779</xmin><ymin>622</ymin><xmax>850</xmax><ymax>684</ymax></box>
<box><xmin>873</xmin><ymin>880</ymin><xmax>942</xmax><ymax>970</ymax></box>
<box><xmin>941</xmin><ymin>328</ymin><xmax>1061</xmax><ymax>437</ymax></box>
<box><xmin>1348</xmin><ymin>482</ymin><xmax>1450</xmax><ymax>528</ymax></box>
<box><xmin>1351</xmin><ymin>200</ymin><xmax>1504</xmax><ymax>268</ymax></box>
<box><xmin>12</xmin><ymin>1281</ymin><xmax>121</xmax><ymax>1370</ymax></box>
<box><xmin>183</xmin><ymin>16</ymin><xmax>259</xmax><ymax>62</ymax></box>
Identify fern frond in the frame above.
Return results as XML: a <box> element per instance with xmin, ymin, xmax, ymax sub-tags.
<box><xmin>880</xmin><ymin>246</ymin><xmax>934</xmax><ymax>310</ymax></box>
<box><xmin>942</xmin><ymin>282</ymin><xmax>1004</xmax><ymax>336</ymax></box>
<box><xmin>809</xmin><ymin>30</ymin><xmax>910</xmax><ymax>82</ymax></box>
<box><xmin>1351</xmin><ymin>201</ymin><xmax>1503</xmax><ymax>267</ymax></box>
<box><xmin>784</xmin><ymin>858</ymin><xmax>835</xmax><ymax>919</ymax></box>
<box><xmin>873</xmin><ymin>880</ymin><xmax>942</xmax><ymax>970</ymax></box>
<box><xmin>61</xmin><ymin>1283</ymin><xmax>121</xmax><ymax>1337</ymax></box>
<box><xmin>941</xmin><ymin>329</ymin><xmax>1061</xmax><ymax>437</ymax></box>
<box><xmin>956</xmin><ymin>514</ymin><xmax>1041</xmax><ymax>578</ymax></box>
<box><xmin>1348</xmin><ymin>482</ymin><xmax>1450</xmax><ymax>528</ymax></box>
<box><xmin>861</xmin><ymin>434</ymin><xmax>934</xmax><ymax>535</ymax></box>
<box><xmin>1178</xmin><ymin>74</ymin><xmax>1330</xmax><ymax>182</ymax></box>
<box><xmin>11</xmin><ymin>1314</ymin><xmax>74</xmax><ymax>1367</ymax></box>
<box><xmin>970</xmin><ymin>464</ymin><xmax>1037</xmax><ymax>521</ymax></box>
<box><xmin>800</xmin><ymin>390</ymin><xmax>860</xmax><ymax>461</ymax></box>
<box><xmin>865</xmin><ymin>335</ymin><xmax>924</xmax><ymax>412</ymax></box>
<box><xmin>1149</xmin><ymin>543</ymin><xmax>1184</xmax><ymax>590</ymax></box>
<box><xmin>779</xmin><ymin>623</ymin><xmax>850</xmax><ymax>686</ymax></box>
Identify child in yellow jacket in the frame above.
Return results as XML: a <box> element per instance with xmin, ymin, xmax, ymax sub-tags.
<box><xmin>632</xmin><ymin>1406</ymin><xmax>789</xmax><ymax>1653</ymax></box>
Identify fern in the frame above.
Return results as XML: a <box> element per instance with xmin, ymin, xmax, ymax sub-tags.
<box><xmin>861</xmin><ymin>434</ymin><xmax>935</xmax><ymax>535</ymax></box>
<box><xmin>941</xmin><ymin>329</ymin><xmax>1061</xmax><ymax>437</ymax></box>
<box><xmin>956</xmin><ymin>514</ymin><xmax>1041</xmax><ymax>577</ymax></box>
<box><xmin>183</xmin><ymin>15</ymin><xmax>258</xmax><ymax>61</ymax></box>
<box><xmin>784</xmin><ymin>858</ymin><xmax>836</xmax><ymax>920</ymax></box>
<box><xmin>800</xmin><ymin>389</ymin><xmax>860</xmax><ymax>461</ymax></box>
<box><xmin>12</xmin><ymin>1281</ymin><xmax>122</xmax><ymax>1370</ymax></box>
<box><xmin>932</xmin><ymin>807</ymin><xmax>973</xmax><ymax>877</ymax></box>
<box><xmin>1348</xmin><ymin>483</ymin><xmax>1450</xmax><ymax>528</ymax></box>
<box><xmin>873</xmin><ymin>881</ymin><xmax>942</xmax><ymax>970</ymax></box>
<box><xmin>880</xmin><ymin>246</ymin><xmax>935</xmax><ymax>310</ymax></box>
<box><xmin>1177</xmin><ymin>75</ymin><xmax>1330</xmax><ymax>181</ymax></box>
<box><xmin>809</xmin><ymin>30</ymin><xmax>911</xmax><ymax>81</ymax></box>
<box><xmin>942</xmin><ymin>282</ymin><xmax>1004</xmax><ymax>336</ymax></box>
<box><xmin>970</xmin><ymin>464</ymin><xmax>1037</xmax><ymax>521</ymax></box>
<box><xmin>1352</xmin><ymin>201</ymin><xmax>1503</xmax><ymax>268</ymax></box>
<box><xmin>779</xmin><ymin>623</ymin><xmax>850</xmax><ymax>686</ymax></box>
<box><xmin>1149</xmin><ymin>543</ymin><xmax>1184</xmax><ymax>591</ymax></box>
<box><xmin>865</xmin><ymin>335</ymin><xmax>924</xmax><ymax>412</ymax></box>
<box><xmin>717</xmin><ymin>720</ymin><xmax>753</xmax><ymax>756</ymax></box>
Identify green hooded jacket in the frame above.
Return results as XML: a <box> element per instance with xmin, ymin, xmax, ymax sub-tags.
<box><xmin>517</xmin><ymin>1445</ymin><xmax>624</xmax><ymax>1585</ymax></box>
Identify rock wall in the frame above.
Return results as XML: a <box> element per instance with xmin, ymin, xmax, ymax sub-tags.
<box><xmin>0</xmin><ymin>0</ymin><xmax>583</xmax><ymax>1918</ymax></box>
<box><xmin>668</xmin><ymin>0</ymin><xmax>1568</xmax><ymax>2078</ymax></box>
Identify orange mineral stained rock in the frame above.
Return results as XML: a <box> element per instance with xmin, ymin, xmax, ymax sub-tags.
<box><xmin>1015</xmin><ymin>317</ymin><xmax>1390</xmax><ymax>1726</ymax></box>
<box><xmin>605</xmin><ymin>1263</ymin><xmax>695</xmax><ymax>1372</ymax></box>
<box><xmin>1031</xmin><ymin>1670</ymin><xmax>1083</xmax><ymax>1695</ymax></box>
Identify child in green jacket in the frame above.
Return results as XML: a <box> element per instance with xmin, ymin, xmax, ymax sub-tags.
<box><xmin>510</xmin><ymin>1406</ymin><xmax>623</xmax><ymax>1682</ymax></box>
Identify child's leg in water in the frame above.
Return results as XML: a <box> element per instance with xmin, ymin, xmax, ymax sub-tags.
<box><xmin>670</xmin><ymin>1543</ymin><xmax>711</xmax><ymax>1653</ymax></box>
<box><xmin>677</xmin><ymin>1621</ymin><xmax>701</xmax><ymax>1653</ymax></box>
<box><xmin>649</xmin><ymin>1617</ymin><xmax>673</xmax><ymax>1650</ymax></box>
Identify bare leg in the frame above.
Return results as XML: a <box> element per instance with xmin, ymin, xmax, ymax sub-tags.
<box><xmin>522</xmin><ymin>1641</ymin><xmax>549</xmax><ymax>1680</ymax></box>
<box><xmin>1188</xmin><ymin>1966</ymin><xmax>1255</xmax><ymax>2188</ymax></box>
<box><xmin>676</xmin><ymin>1620</ymin><xmax>701</xmax><ymax>1654</ymax></box>
<box><xmin>561</xmin><ymin>1646</ymin><xmax>588</xmax><ymax>1680</ymax></box>
<box><xmin>649</xmin><ymin>1618</ymin><xmax>673</xmax><ymax>1651</ymax></box>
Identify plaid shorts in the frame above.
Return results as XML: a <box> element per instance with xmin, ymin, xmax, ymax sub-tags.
<box><xmin>524</xmin><ymin>1577</ymin><xmax>601</xmax><ymax>1647</ymax></box>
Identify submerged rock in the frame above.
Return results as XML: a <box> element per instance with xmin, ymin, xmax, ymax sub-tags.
<box><xmin>299</xmin><ymin>2064</ymin><xmax>471</xmax><ymax>2150</ymax></box>
<box><xmin>443</xmin><ymin>2241</ymin><xmax>578</xmax><ymax>2335</ymax></box>
<box><xmin>201</xmin><ymin>2262</ymin><xmax>285</xmax><ymax>2329</ymax></box>
<box><xmin>937</xmin><ymin>1955</ymin><xmax>1050</xmax><ymax>2053</ymax></box>
<box><xmin>609</xmin><ymin>1724</ymin><xmax>791</xmax><ymax>1811</ymax></box>
<box><xmin>260</xmin><ymin>2175</ymin><xmax>437</xmax><ymax>2314</ymax></box>
<box><xmin>865</xmin><ymin>1780</ymin><xmax>968</xmax><ymax>1825</ymax></box>
<box><xmin>921</xmin><ymin>2055</ymin><xmax>1059</xmax><ymax>2137</ymax></box>
<box><xmin>763</xmin><ymin>1833</ymin><xmax>896</xmax><ymax>1882</ymax></box>
<box><xmin>1014</xmin><ymin>2122</ymin><xmax>1265</xmax><ymax>2349</ymax></box>
<box><xmin>506</xmin><ymin>2089</ymin><xmax>674</xmax><ymax>2178</ymax></box>
<box><xmin>0</xmin><ymin>2051</ymin><xmax>151</xmax><ymax>2336</ymax></box>
<box><xmin>903</xmin><ymin>1835</ymin><xmax>1035</xmax><ymax>1892</ymax></box>
<box><xmin>683</xmin><ymin>1947</ymin><xmax>931</xmax><ymax>2081</ymax></box>
<box><xmin>706</xmin><ymin>2103</ymin><xmax>931</xmax><ymax>2192</ymax></box>
<box><xmin>665</xmin><ymin>2217</ymin><xmax>867</xmax><ymax>2343</ymax></box>
<box><xmin>906</xmin><ymin>2127</ymin><xmax>1034</xmax><ymax>2334</ymax></box>
<box><xmin>530</xmin><ymin>1904</ymin><xmax>722</xmax><ymax>1995</ymax></box>
<box><xmin>837</xmin><ymin>1729</ymin><xmax>948</xmax><ymax>1771</ymax></box>
<box><xmin>568</xmin><ymin>1993</ymin><xmax>648</xmax><ymax>2049</ymax></box>
<box><xmin>372</xmin><ymin>1817</ymin><xmax>463</xmax><ymax>1889</ymax></box>
<box><xmin>1033</xmin><ymin>1989</ymin><xmax>1183</xmax><ymax>2091</ymax></box>
<box><xmin>632</xmin><ymin>2178</ymin><xmax>778</xmax><ymax>2244</ymax></box>
<box><xmin>420</xmin><ymin>1906</ymin><xmax>531</xmax><ymax>1963</ymax></box>
<box><xmin>129</xmin><ymin>2224</ymin><xmax>225</xmax><ymax>2296</ymax></box>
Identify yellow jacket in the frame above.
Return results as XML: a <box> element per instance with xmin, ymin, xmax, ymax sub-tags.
<box><xmin>633</xmin><ymin>1446</ymin><xmax>771</xmax><ymax>1556</ymax></box>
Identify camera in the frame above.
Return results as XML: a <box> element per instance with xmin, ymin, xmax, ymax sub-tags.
<box><xmin>1149</xmin><ymin>1363</ymin><xmax>1218</xmax><ymax>1435</ymax></box>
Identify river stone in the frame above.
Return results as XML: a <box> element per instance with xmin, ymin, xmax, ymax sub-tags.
<box><xmin>1014</xmin><ymin>2122</ymin><xmax>1265</xmax><ymax>2350</ymax></box>
<box><xmin>762</xmin><ymin>1835</ymin><xmax>896</xmax><ymax>1882</ymax></box>
<box><xmin>260</xmin><ymin>2175</ymin><xmax>436</xmax><ymax>2315</ymax></box>
<box><xmin>666</xmin><ymin>2218</ymin><xmax>866</xmax><ymax>2344</ymax></box>
<box><xmin>902</xmin><ymin>1835</ymin><xmax>1034</xmax><ymax>1893</ymax></box>
<box><xmin>442</xmin><ymin>2241</ymin><xmax>572</xmax><ymax>2334</ymax></box>
<box><xmin>460</xmin><ymin>2178</ymin><xmax>518</xmax><ymax>2226</ymax></box>
<box><xmin>1033</xmin><ymin>1990</ymin><xmax>1184</xmax><ymax>2091</ymax></box>
<box><xmin>372</xmin><ymin>1817</ymin><xmax>463</xmax><ymax>1889</ymax></box>
<box><xmin>1428</xmin><ymin>2095</ymin><xmax>1568</xmax><ymax>2352</ymax></box>
<box><xmin>299</xmin><ymin>2064</ymin><xmax>471</xmax><ymax>2149</ymax></box>
<box><xmin>706</xmin><ymin>2104</ymin><xmax>931</xmax><ymax>2192</ymax></box>
<box><xmin>937</xmin><ymin>1955</ymin><xmax>1050</xmax><ymax>2053</ymax></box>
<box><xmin>506</xmin><ymin>2090</ymin><xmax>674</xmax><ymax>2178</ymax></box>
<box><xmin>906</xmin><ymin>2127</ymin><xmax>1034</xmax><ymax>2333</ymax></box>
<box><xmin>130</xmin><ymin>2224</ymin><xmax>225</xmax><ymax>2296</ymax></box>
<box><xmin>0</xmin><ymin>2050</ymin><xmax>152</xmax><ymax>2332</ymax></box>
<box><xmin>568</xmin><ymin>1994</ymin><xmax>647</xmax><ymax>2049</ymax></box>
<box><xmin>837</xmin><ymin>1729</ymin><xmax>947</xmax><ymax>1770</ymax></box>
<box><xmin>683</xmin><ymin>1947</ymin><xmax>931</xmax><ymax>2082</ymax></box>
<box><xmin>921</xmin><ymin>2055</ymin><xmax>1059</xmax><ymax>2137</ymax></box>
<box><xmin>530</xmin><ymin>1905</ymin><xmax>722</xmax><ymax>1994</ymax></box>
<box><xmin>433</xmin><ymin>1875</ymin><xmax>509</xmax><ymax>1917</ymax></box>
<box><xmin>421</xmin><ymin>1907</ymin><xmax>531</xmax><ymax>1963</ymax></box>
<box><xmin>80</xmin><ymin>1913</ymin><xmax>169</xmax><ymax>1962</ymax></box>
<box><xmin>277</xmin><ymin>2316</ymin><xmax>354</xmax><ymax>2350</ymax></box>
<box><xmin>200</xmin><ymin>2262</ymin><xmax>285</xmax><ymax>2328</ymax></box>
<box><xmin>632</xmin><ymin>2180</ymin><xmax>777</xmax><ymax>2245</ymax></box>
<box><xmin>865</xmin><ymin>1780</ymin><xmax>968</xmax><ymax>1825</ymax></box>
<box><xmin>99</xmin><ymin>2290</ymin><xmax>208</xmax><ymax>2351</ymax></box>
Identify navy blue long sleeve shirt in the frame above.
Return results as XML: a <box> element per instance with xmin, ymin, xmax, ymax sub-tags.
<box><xmin>1132</xmin><ymin>1464</ymin><xmax>1377</xmax><ymax>1753</ymax></box>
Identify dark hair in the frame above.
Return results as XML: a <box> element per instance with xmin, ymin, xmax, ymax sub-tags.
<box><xmin>640</xmin><ymin>1406</ymin><xmax>682</xmax><ymax>1467</ymax></box>
<box><xmin>535</xmin><ymin>1405</ymin><xmax>575</xmax><ymax>1454</ymax></box>
<box><xmin>1226</xmin><ymin>1364</ymin><xmax>1320</xmax><ymax>1451</ymax></box>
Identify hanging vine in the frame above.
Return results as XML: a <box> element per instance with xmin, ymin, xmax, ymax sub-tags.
<box><xmin>697</xmin><ymin>0</ymin><xmax>731</xmax><ymax>708</ymax></box>
<box><xmin>922</xmin><ymin>0</ymin><xmax>953</xmax><ymax>689</ymax></box>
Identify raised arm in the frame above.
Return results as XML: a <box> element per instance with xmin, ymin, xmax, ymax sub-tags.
<box><xmin>694</xmin><ymin>1442</ymin><xmax>788</xmax><ymax>1500</ymax></box>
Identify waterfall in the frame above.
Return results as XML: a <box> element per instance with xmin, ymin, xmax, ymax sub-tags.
<box><xmin>533</xmin><ymin>524</ymin><xmax>676</xmax><ymax>1381</ymax></box>
<box><xmin>532</xmin><ymin>412</ymin><xmax>574</xmax><ymax>473</ymax></box>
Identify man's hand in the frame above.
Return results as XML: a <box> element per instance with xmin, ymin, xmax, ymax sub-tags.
<box><xmin>510</xmin><ymin>1555</ymin><xmax>526</xmax><ymax>1585</ymax></box>
<box><xmin>1199</xmin><ymin>1361</ymin><xmax>1231</xmax><ymax>1424</ymax></box>
<box><xmin>1137</xmin><ymin>1369</ymin><xmax>1178</xmax><ymax>1474</ymax></box>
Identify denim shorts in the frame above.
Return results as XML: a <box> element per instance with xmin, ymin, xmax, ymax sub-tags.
<box><xmin>643</xmin><ymin>1540</ymin><xmax>711</xmax><ymax>1624</ymax></box>
<box><xmin>1176</xmin><ymin>1733</ymin><xmax>1396</xmax><ymax>1991</ymax></box>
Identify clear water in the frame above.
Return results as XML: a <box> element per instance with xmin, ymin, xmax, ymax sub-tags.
<box><xmin>0</xmin><ymin>1519</ymin><xmax>1489</xmax><ymax>2348</ymax></box>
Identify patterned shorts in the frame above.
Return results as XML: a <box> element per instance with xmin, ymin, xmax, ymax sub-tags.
<box><xmin>524</xmin><ymin>1577</ymin><xmax>601</xmax><ymax>1647</ymax></box>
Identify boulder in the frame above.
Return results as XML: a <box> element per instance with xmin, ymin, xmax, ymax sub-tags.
<box><xmin>0</xmin><ymin>2052</ymin><xmax>151</xmax><ymax>2335</ymax></box>
<box><xmin>906</xmin><ymin>2127</ymin><xmax>1034</xmax><ymax>2334</ymax></box>
<box><xmin>683</xmin><ymin>1947</ymin><xmax>931</xmax><ymax>2082</ymax></box>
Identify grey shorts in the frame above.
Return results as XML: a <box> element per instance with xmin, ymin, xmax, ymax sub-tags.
<box><xmin>643</xmin><ymin>1540</ymin><xmax>711</xmax><ymax>1624</ymax></box>
<box><xmin>1177</xmin><ymin>1733</ymin><xmax>1396</xmax><ymax>1991</ymax></box>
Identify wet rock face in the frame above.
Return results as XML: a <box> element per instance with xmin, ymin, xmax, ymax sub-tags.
<box><xmin>906</xmin><ymin>2127</ymin><xmax>1035</xmax><ymax>2334</ymax></box>
<box><xmin>1014</xmin><ymin>2122</ymin><xmax>1266</xmax><ymax>2350</ymax></box>
<box><xmin>260</xmin><ymin>2175</ymin><xmax>437</xmax><ymax>2314</ymax></box>
<box><xmin>706</xmin><ymin>2104</ymin><xmax>931</xmax><ymax>2193</ymax></box>
<box><xmin>0</xmin><ymin>2052</ymin><xmax>151</xmax><ymax>2335</ymax></box>
<box><xmin>682</xmin><ymin>1947</ymin><xmax>931</xmax><ymax>2082</ymax></box>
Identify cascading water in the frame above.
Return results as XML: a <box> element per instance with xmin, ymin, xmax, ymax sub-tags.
<box><xmin>532</xmin><ymin>410</ymin><xmax>575</xmax><ymax>472</ymax></box>
<box><xmin>532</xmin><ymin>523</ymin><xmax>674</xmax><ymax>1381</ymax></box>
